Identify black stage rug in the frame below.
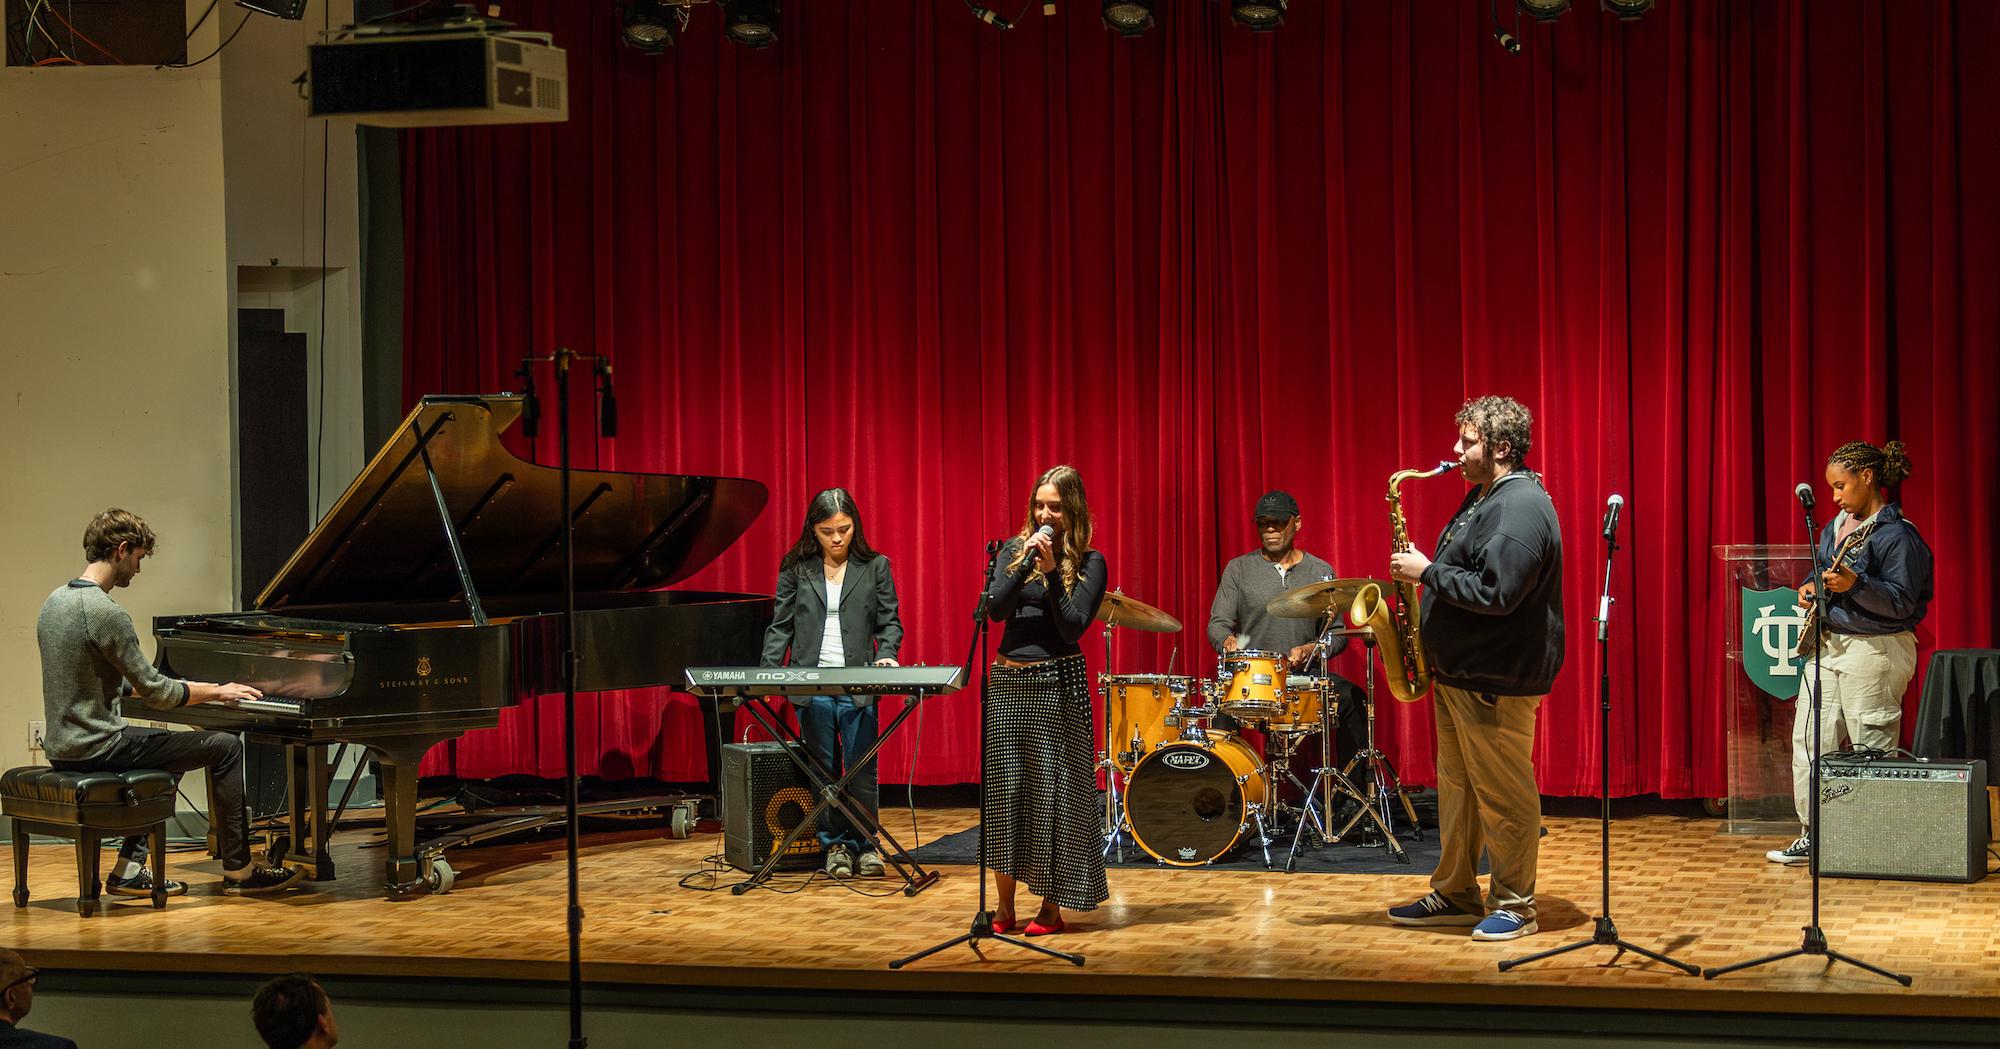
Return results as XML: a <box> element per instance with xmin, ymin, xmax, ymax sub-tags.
<box><xmin>909</xmin><ymin>792</ymin><xmax>1460</xmax><ymax>877</ymax></box>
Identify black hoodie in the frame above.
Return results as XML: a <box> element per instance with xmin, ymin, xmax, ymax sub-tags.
<box><xmin>1418</xmin><ymin>471</ymin><xmax>1566</xmax><ymax>696</ymax></box>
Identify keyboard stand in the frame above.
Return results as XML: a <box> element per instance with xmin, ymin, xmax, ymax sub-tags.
<box><xmin>721</xmin><ymin>692</ymin><xmax>942</xmax><ymax>897</ymax></box>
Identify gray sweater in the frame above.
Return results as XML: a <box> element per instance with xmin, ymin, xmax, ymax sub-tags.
<box><xmin>37</xmin><ymin>580</ymin><xmax>189</xmax><ymax>761</ymax></box>
<box><xmin>1206</xmin><ymin>550</ymin><xmax>1349</xmax><ymax>659</ymax></box>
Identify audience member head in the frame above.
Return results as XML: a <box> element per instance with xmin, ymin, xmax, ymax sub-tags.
<box><xmin>252</xmin><ymin>973</ymin><xmax>337</xmax><ymax>1049</ymax></box>
<box><xmin>0</xmin><ymin>949</ymin><xmax>40</xmax><ymax>1025</ymax></box>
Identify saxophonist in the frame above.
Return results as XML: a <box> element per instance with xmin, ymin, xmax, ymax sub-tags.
<box><xmin>1385</xmin><ymin>395</ymin><xmax>1564</xmax><ymax>942</ymax></box>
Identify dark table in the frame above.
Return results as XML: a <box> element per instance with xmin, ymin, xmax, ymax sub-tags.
<box><xmin>1911</xmin><ymin>649</ymin><xmax>2000</xmax><ymax>767</ymax></box>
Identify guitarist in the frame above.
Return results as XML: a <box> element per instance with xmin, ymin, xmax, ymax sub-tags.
<box><xmin>1768</xmin><ymin>440</ymin><xmax>1934</xmax><ymax>865</ymax></box>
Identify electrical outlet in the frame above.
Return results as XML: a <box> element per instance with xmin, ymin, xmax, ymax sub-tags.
<box><xmin>28</xmin><ymin>721</ymin><xmax>45</xmax><ymax>752</ymax></box>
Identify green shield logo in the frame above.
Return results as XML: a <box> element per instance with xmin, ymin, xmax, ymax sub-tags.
<box><xmin>1741</xmin><ymin>587</ymin><xmax>1806</xmax><ymax>700</ymax></box>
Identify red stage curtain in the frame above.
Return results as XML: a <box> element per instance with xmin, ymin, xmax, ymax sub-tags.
<box><xmin>402</xmin><ymin>1</ymin><xmax>2000</xmax><ymax>797</ymax></box>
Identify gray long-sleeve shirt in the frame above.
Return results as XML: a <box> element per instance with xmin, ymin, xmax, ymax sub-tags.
<box><xmin>1206</xmin><ymin>550</ymin><xmax>1348</xmax><ymax>659</ymax></box>
<box><xmin>37</xmin><ymin>580</ymin><xmax>189</xmax><ymax>761</ymax></box>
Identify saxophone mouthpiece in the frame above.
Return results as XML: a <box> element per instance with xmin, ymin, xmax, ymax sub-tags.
<box><xmin>1437</xmin><ymin>460</ymin><xmax>1460</xmax><ymax>473</ymax></box>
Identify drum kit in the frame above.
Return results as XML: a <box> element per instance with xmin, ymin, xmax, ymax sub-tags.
<box><xmin>1094</xmin><ymin>579</ymin><xmax>1423</xmax><ymax>870</ymax></box>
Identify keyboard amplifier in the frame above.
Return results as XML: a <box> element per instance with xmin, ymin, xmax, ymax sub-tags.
<box><xmin>1818</xmin><ymin>757</ymin><xmax>1988</xmax><ymax>883</ymax></box>
<box><xmin>721</xmin><ymin>742</ymin><xmax>822</xmax><ymax>872</ymax></box>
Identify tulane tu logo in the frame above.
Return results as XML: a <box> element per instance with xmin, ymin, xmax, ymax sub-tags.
<box><xmin>1740</xmin><ymin>588</ymin><xmax>1806</xmax><ymax>699</ymax></box>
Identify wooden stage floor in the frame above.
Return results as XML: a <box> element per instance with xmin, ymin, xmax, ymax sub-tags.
<box><xmin>8</xmin><ymin>806</ymin><xmax>1999</xmax><ymax>1023</ymax></box>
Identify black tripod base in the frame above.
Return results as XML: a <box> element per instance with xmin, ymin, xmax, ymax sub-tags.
<box><xmin>889</xmin><ymin>911</ymin><xmax>1086</xmax><ymax>970</ymax></box>
<box><xmin>1701</xmin><ymin>925</ymin><xmax>1911</xmax><ymax>985</ymax></box>
<box><xmin>1498</xmin><ymin>916</ymin><xmax>1699</xmax><ymax>975</ymax></box>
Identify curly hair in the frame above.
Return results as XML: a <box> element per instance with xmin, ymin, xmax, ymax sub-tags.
<box><xmin>1455</xmin><ymin>395</ymin><xmax>1534</xmax><ymax>466</ymax></box>
<box><xmin>1828</xmin><ymin>440</ymin><xmax>1913</xmax><ymax>487</ymax></box>
<box><xmin>82</xmin><ymin>509</ymin><xmax>155</xmax><ymax>563</ymax></box>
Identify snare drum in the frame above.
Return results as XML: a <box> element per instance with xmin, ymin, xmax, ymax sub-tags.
<box><xmin>1101</xmin><ymin>674</ymin><xmax>1197</xmax><ymax>772</ymax></box>
<box><xmin>1123</xmin><ymin>735</ymin><xmax>1268</xmax><ymax>865</ymax></box>
<box><xmin>1215</xmin><ymin>650</ymin><xmax>1287</xmax><ymax>722</ymax></box>
<box><xmin>1268</xmin><ymin>675</ymin><xmax>1339</xmax><ymax>734</ymax></box>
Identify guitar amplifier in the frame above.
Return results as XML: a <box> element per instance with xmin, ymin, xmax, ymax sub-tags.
<box><xmin>1819</xmin><ymin>757</ymin><xmax>1988</xmax><ymax>883</ymax></box>
<box><xmin>721</xmin><ymin>742</ymin><xmax>823</xmax><ymax>872</ymax></box>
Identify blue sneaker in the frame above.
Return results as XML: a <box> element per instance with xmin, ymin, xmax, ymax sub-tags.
<box><xmin>1471</xmin><ymin>908</ymin><xmax>1538</xmax><ymax>941</ymax></box>
<box><xmin>1387</xmin><ymin>892</ymin><xmax>1482</xmax><ymax>927</ymax></box>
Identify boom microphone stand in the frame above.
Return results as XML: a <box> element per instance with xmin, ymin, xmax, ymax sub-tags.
<box><xmin>518</xmin><ymin>348</ymin><xmax>618</xmax><ymax>1047</ymax></box>
<box><xmin>1702</xmin><ymin>485</ymin><xmax>1909</xmax><ymax>986</ymax></box>
<box><xmin>891</xmin><ymin>540</ymin><xmax>1083</xmax><ymax>969</ymax></box>
<box><xmin>1501</xmin><ymin>495</ymin><xmax>1698</xmax><ymax>976</ymax></box>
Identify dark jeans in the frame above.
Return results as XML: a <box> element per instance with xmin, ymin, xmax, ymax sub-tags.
<box><xmin>798</xmin><ymin>695</ymin><xmax>879</xmax><ymax>852</ymax></box>
<box><xmin>52</xmin><ymin>726</ymin><xmax>249</xmax><ymax>871</ymax></box>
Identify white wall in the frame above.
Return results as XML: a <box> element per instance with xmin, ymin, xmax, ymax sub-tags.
<box><xmin>0</xmin><ymin>8</ymin><xmax>233</xmax><ymax>773</ymax></box>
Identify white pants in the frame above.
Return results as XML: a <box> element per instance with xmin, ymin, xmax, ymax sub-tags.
<box><xmin>1790</xmin><ymin>631</ymin><xmax>1918</xmax><ymax>829</ymax></box>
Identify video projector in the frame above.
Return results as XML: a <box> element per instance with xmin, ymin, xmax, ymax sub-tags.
<box><xmin>309</xmin><ymin>22</ymin><xmax>567</xmax><ymax>128</ymax></box>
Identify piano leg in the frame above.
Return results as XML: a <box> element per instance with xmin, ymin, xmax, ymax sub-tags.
<box><xmin>368</xmin><ymin>737</ymin><xmax>453</xmax><ymax>896</ymax></box>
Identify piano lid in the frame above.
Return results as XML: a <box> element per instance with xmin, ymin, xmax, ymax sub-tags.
<box><xmin>256</xmin><ymin>394</ymin><xmax>767</xmax><ymax>610</ymax></box>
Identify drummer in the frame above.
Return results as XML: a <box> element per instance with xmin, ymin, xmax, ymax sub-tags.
<box><xmin>1206</xmin><ymin>491</ymin><xmax>1349</xmax><ymax>731</ymax></box>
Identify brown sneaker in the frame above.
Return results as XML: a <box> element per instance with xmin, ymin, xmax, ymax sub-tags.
<box><xmin>223</xmin><ymin>864</ymin><xmax>305</xmax><ymax>895</ymax></box>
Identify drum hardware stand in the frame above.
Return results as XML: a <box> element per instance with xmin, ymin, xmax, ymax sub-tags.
<box><xmin>1337</xmin><ymin>633</ymin><xmax>1423</xmax><ymax>846</ymax></box>
<box><xmin>1700</xmin><ymin>489</ymin><xmax>1909</xmax><ymax>986</ymax></box>
<box><xmin>1284</xmin><ymin>634</ymin><xmax>1410</xmax><ymax>868</ymax></box>
<box><xmin>1097</xmin><ymin>617</ymin><xmax>1131</xmax><ymax>861</ymax></box>
<box><xmin>892</xmin><ymin>540</ymin><xmax>1083</xmax><ymax>970</ymax></box>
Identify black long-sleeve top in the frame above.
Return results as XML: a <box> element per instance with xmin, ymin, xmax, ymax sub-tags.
<box><xmin>1418</xmin><ymin>471</ymin><xmax>1566</xmax><ymax>696</ymax></box>
<box><xmin>1815</xmin><ymin>503</ymin><xmax>1932</xmax><ymax>637</ymax></box>
<box><xmin>984</xmin><ymin>538</ymin><xmax>1108</xmax><ymax>661</ymax></box>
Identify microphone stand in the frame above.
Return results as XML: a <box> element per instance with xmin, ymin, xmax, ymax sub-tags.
<box><xmin>892</xmin><ymin>540</ymin><xmax>1083</xmax><ymax>969</ymax></box>
<box><xmin>1703</xmin><ymin>491</ymin><xmax>1909</xmax><ymax>985</ymax></box>
<box><xmin>519</xmin><ymin>347</ymin><xmax>617</xmax><ymax>1047</ymax></box>
<box><xmin>1501</xmin><ymin>500</ymin><xmax>1697</xmax><ymax>975</ymax></box>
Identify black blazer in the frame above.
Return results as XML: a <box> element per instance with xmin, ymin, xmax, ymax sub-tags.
<box><xmin>0</xmin><ymin>1020</ymin><xmax>78</xmax><ymax>1049</ymax></box>
<box><xmin>760</xmin><ymin>554</ymin><xmax>904</xmax><ymax>705</ymax></box>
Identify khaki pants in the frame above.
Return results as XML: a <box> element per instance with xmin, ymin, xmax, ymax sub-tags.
<box><xmin>1431</xmin><ymin>683</ymin><xmax>1544</xmax><ymax>920</ymax></box>
<box><xmin>1791</xmin><ymin>631</ymin><xmax>1918</xmax><ymax>829</ymax></box>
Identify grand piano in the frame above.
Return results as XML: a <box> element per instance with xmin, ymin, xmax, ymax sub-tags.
<box><xmin>150</xmin><ymin>394</ymin><xmax>773</xmax><ymax>895</ymax></box>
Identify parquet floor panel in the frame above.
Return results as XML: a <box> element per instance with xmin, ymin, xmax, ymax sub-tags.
<box><xmin>7</xmin><ymin>809</ymin><xmax>1997</xmax><ymax>1018</ymax></box>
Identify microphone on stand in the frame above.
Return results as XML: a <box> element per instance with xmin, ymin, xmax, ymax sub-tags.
<box><xmin>1600</xmin><ymin>493</ymin><xmax>1624</xmax><ymax>541</ymax></box>
<box><xmin>596</xmin><ymin>358</ymin><xmax>618</xmax><ymax>438</ymax></box>
<box><xmin>518</xmin><ymin>359</ymin><xmax>540</xmax><ymax>439</ymax></box>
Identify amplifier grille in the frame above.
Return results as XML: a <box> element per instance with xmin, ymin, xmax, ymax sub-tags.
<box><xmin>1818</xmin><ymin>758</ymin><xmax>1987</xmax><ymax>883</ymax></box>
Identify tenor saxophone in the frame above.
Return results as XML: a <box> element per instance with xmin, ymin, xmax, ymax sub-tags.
<box><xmin>1350</xmin><ymin>460</ymin><xmax>1459</xmax><ymax>703</ymax></box>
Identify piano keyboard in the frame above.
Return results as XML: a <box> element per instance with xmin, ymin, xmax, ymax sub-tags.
<box><xmin>226</xmin><ymin>697</ymin><xmax>305</xmax><ymax>714</ymax></box>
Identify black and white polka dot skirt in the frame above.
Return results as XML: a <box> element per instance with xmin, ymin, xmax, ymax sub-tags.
<box><xmin>983</xmin><ymin>654</ymin><xmax>1109</xmax><ymax>911</ymax></box>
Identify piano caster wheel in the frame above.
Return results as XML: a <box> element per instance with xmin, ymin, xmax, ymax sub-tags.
<box><xmin>668</xmin><ymin>805</ymin><xmax>692</xmax><ymax>840</ymax></box>
<box><xmin>425</xmin><ymin>857</ymin><xmax>457</xmax><ymax>895</ymax></box>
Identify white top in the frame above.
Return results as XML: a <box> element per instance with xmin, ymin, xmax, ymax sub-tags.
<box><xmin>818</xmin><ymin>579</ymin><xmax>845</xmax><ymax>667</ymax></box>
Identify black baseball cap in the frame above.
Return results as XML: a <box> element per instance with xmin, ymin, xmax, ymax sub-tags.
<box><xmin>1253</xmin><ymin>490</ymin><xmax>1300</xmax><ymax>521</ymax></box>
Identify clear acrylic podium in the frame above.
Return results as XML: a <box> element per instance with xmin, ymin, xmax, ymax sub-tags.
<box><xmin>1714</xmin><ymin>544</ymin><xmax>1813</xmax><ymax>834</ymax></box>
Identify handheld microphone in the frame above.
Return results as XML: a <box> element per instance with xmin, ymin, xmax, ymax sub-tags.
<box><xmin>1794</xmin><ymin>482</ymin><xmax>1815</xmax><ymax>509</ymax></box>
<box><xmin>596</xmin><ymin>358</ymin><xmax>618</xmax><ymax>438</ymax></box>
<box><xmin>518</xmin><ymin>360</ymin><xmax>540</xmax><ymax>439</ymax></box>
<box><xmin>1013</xmin><ymin>524</ymin><xmax>1055</xmax><ymax>579</ymax></box>
<box><xmin>1600</xmin><ymin>493</ymin><xmax>1624</xmax><ymax>540</ymax></box>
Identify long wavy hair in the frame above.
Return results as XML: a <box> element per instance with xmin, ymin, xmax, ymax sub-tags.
<box><xmin>1005</xmin><ymin>465</ymin><xmax>1093</xmax><ymax>591</ymax></box>
<box><xmin>777</xmin><ymin>487</ymin><xmax>879</xmax><ymax>572</ymax></box>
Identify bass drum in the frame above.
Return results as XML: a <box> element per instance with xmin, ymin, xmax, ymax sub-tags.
<box><xmin>1123</xmin><ymin>736</ymin><xmax>1267</xmax><ymax>866</ymax></box>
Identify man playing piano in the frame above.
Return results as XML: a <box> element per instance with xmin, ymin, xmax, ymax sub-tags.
<box><xmin>36</xmin><ymin>510</ymin><xmax>304</xmax><ymax>896</ymax></box>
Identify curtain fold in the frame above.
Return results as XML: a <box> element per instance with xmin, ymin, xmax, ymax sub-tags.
<box><xmin>401</xmin><ymin>0</ymin><xmax>1999</xmax><ymax>796</ymax></box>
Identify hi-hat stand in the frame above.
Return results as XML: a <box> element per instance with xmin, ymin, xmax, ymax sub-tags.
<box><xmin>1703</xmin><ymin>487</ymin><xmax>1910</xmax><ymax>986</ymax></box>
<box><xmin>891</xmin><ymin>540</ymin><xmax>1083</xmax><ymax>969</ymax></box>
<box><xmin>1501</xmin><ymin>495</ymin><xmax>1698</xmax><ymax>976</ymax></box>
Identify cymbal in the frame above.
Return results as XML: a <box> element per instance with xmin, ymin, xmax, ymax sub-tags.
<box><xmin>1264</xmin><ymin>577</ymin><xmax>1392</xmax><ymax>620</ymax></box>
<box><xmin>1098</xmin><ymin>590</ymin><xmax>1182</xmax><ymax>633</ymax></box>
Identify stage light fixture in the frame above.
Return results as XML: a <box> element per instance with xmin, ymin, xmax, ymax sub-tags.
<box><xmin>721</xmin><ymin>0</ymin><xmax>779</xmax><ymax>48</ymax></box>
<box><xmin>1600</xmin><ymin>0</ymin><xmax>1653</xmax><ymax>18</ymax></box>
<box><xmin>621</xmin><ymin>0</ymin><xmax>689</xmax><ymax>53</ymax></box>
<box><xmin>1516</xmin><ymin>0</ymin><xmax>1570</xmax><ymax>21</ymax></box>
<box><xmin>1228</xmin><ymin>0</ymin><xmax>1285</xmax><ymax>31</ymax></box>
<box><xmin>1102</xmin><ymin>0</ymin><xmax>1155</xmax><ymax>36</ymax></box>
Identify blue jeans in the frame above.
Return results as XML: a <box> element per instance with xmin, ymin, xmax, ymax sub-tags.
<box><xmin>798</xmin><ymin>695</ymin><xmax>879</xmax><ymax>852</ymax></box>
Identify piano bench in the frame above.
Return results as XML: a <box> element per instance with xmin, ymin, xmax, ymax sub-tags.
<box><xmin>2</xmin><ymin>767</ymin><xmax>177</xmax><ymax>917</ymax></box>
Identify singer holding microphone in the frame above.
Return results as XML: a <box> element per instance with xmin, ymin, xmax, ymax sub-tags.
<box><xmin>1384</xmin><ymin>396</ymin><xmax>1564</xmax><ymax>942</ymax></box>
<box><xmin>1767</xmin><ymin>441</ymin><xmax>1933</xmax><ymax>865</ymax></box>
<box><xmin>760</xmin><ymin>488</ymin><xmax>904</xmax><ymax>879</ymax></box>
<box><xmin>983</xmin><ymin>465</ymin><xmax>1109</xmax><ymax>936</ymax></box>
